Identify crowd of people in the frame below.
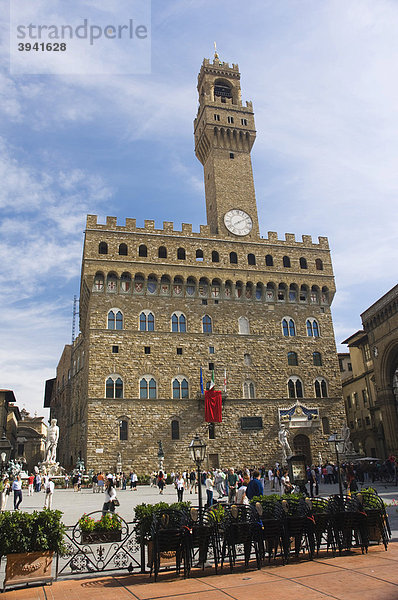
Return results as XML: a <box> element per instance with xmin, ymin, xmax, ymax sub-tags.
<box><xmin>1</xmin><ymin>456</ymin><xmax>396</xmax><ymax>515</ymax></box>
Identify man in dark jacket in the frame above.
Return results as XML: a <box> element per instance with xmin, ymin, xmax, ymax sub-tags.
<box><xmin>245</xmin><ymin>470</ymin><xmax>264</xmax><ymax>500</ymax></box>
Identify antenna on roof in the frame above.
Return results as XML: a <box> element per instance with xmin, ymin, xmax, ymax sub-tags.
<box><xmin>72</xmin><ymin>295</ymin><xmax>79</xmax><ymax>344</ymax></box>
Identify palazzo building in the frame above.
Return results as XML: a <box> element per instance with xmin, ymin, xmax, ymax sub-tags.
<box><xmin>340</xmin><ymin>284</ymin><xmax>398</xmax><ymax>458</ymax></box>
<box><xmin>45</xmin><ymin>53</ymin><xmax>346</xmax><ymax>473</ymax></box>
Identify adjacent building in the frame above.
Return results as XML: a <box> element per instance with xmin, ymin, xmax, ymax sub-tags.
<box><xmin>340</xmin><ymin>284</ymin><xmax>398</xmax><ymax>458</ymax></box>
<box><xmin>46</xmin><ymin>53</ymin><xmax>346</xmax><ymax>473</ymax></box>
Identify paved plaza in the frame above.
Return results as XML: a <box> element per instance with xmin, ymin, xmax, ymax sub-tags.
<box><xmin>1</xmin><ymin>480</ymin><xmax>398</xmax><ymax>599</ymax></box>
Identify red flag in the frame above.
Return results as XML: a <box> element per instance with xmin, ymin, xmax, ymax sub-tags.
<box><xmin>205</xmin><ymin>389</ymin><xmax>222</xmax><ymax>423</ymax></box>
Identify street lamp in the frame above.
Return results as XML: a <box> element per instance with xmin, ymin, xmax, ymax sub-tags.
<box><xmin>328</xmin><ymin>433</ymin><xmax>345</xmax><ymax>501</ymax></box>
<box><xmin>189</xmin><ymin>434</ymin><xmax>206</xmax><ymax>520</ymax></box>
<box><xmin>0</xmin><ymin>433</ymin><xmax>12</xmax><ymax>476</ymax></box>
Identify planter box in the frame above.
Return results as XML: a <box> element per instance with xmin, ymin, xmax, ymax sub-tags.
<box><xmin>3</xmin><ymin>551</ymin><xmax>53</xmax><ymax>591</ymax></box>
<box><xmin>81</xmin><ymin>530</ymin><xmax>122</xmax><ymax>544</ymax></box>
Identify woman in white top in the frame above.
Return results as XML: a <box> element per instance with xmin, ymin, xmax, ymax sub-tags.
<box><xmin>236</xmin><ymin>483</ymin><xmax>249</xmax><ymax>505</ymax></box>
<box><xmin>176</xmin><ymin>474</ymin><xmax>185</xmax><ymax>502</ymax></box>
<box><xmin>102</xmin><ymin>476</ymin><xmax>117</xmax><ymax>515</ymax></box>
<box><xmin>205</xmin><ymin>472</ymin><xmax>214</xmax><ymax>507</ymax></box>
<box><xmin>0</xmin><ymin>478</ymin><xmax>10</xmax><ymax>511</ymax></box>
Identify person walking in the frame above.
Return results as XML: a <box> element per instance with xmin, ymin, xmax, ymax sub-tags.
<box><xmin>245</xmin><ymin>470</ymin><xmax>264</xmax><ymax>500</ymax></box>
<box><xmin>102</xmin><ymin>475</ymin><xmax>117</xmax><ymax>515</ymax></box>
<box><xmin>189</xmin><ymin>469</ymin><xmax>196</xmax><ymax>494</ymax></box>
<box><xmin>97</xmin><ymin>472</ymin><xmax>105</xmax><ymax>492</ymax></box>
<box><xmin>227</xmin><ymin>468</ymin><xmax>238</xmax><ymax>503</ymax></box>
<box><xmin>27</xmin><ymin>473</ymin><xmax>34</xmax><ymax>496</ymax></box>
<box><xmin>44</xmin><ymin>477</ymin><xmax>55</xmax><ymax>509</ymax></box>
<box><xmin>176</xmin><ymin>473</ymin><xmax>185</xmax><ymax>502</ymax></box>
<box><xmin>157</xmin><ymin>471</ymin><xmax>166</xmax><ymax>494</ymax></box>
<box><xmin>0</xmin><ymin>477</ymin><xmax>10</xmax><ymax>511</ymax></box>
<box><xmin>12</xmin><ymin>475</ymin><xmax>23</xmax><ymax>510</ymax></box>
<box><xmin>205</xmin><ymin>472</ymin><xmax>214</xmax><ymax>507</ymax></box>
<box><xmin>131</xmin><ymin>471</ymin><xmax>138</xmax><ymax>491</ymax></box>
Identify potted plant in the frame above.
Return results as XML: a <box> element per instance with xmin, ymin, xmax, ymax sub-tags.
<box><xmin>0</xmin><ymin>509</ymin><xmax>65</xmax><ymax>591</ymax></box>
<box><xmin>78</xmin><ymin>512</ymin><xmax>122</xmax><ymax>544</ymax></box>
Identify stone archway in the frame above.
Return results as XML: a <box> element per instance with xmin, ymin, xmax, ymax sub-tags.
<box><xmin>293</xmin><ymin>434</ymin><xmax>312</xmax><ymax>465</ymax></box>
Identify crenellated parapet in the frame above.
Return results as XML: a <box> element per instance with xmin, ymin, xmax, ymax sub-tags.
<box><xmin>85</xmin><ymin>215</ymin><xmax>330</xmax><ymax>249</ymax></box>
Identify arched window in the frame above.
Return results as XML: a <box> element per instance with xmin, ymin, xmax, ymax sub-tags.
<box><xmin>119</xmin><ymin>243</ymin><xmax>128</xmax><ymax>256</ymax></box>
<box><xmin>229</xmin><ymin>252</ymin><xmax>238</xmax><ymax>264</ymax></box>
<box><xmin>209</xmin><ymin>423</ymin><xmax>215</xmax><ymax>439</ymax></box>
<box><xmin>288</xmin><ymin>377</ymin><xmax>303</xmax><ymax>399</ymax></box>
<box><xmin>313</xmin><ymin>352</ymin><xmax>322</xmax><ymax>366</ymax></box>
<box><xmin>99</xmin><ymin>242</ymin><xmax>108</xmax><ymax>255</ymax></box>
<box><xmin>299</xmin><ymin>257</ymin><xmax>308</xmax><ymax>269</ymax></box>
<box><xmin>248</xmin><ymin>253</ymin><xmax>256</xmax><ymax>265</ymax></box>
<box><xmin>287</xmin><ymin>352</ymin><xmax>298</xmax><ymax>366</ymax></box>
<box><xmin>171</xmin><ymin>420</ymin><xmax>180</xmax><ymax>440</ymax></box>
<box><xmin>224</xmin><ymin>281</ymin><xmax>232</xmax><ymax>299</ymax></box>
<box><xmin>321</xmin><ymin>287</ymin><xmax>329</xmax><ymax>305</ymax></box>
<box><xmin>119</xmin><ymin>419</ymin><xmax>128</xmax><ymax>440</ymax></box>
<box><xmin>306</xmin><ymin>318</ymin><xmax>320</xmax><ymax>337</ymax></box>
<box><xmin>107</xmin><ymin>273</ymin><xmax>117</xmax><ymax>292</ymax></box>
<box><xmin>283</xmin><ymin>256</ymin><xmax>291</xmax><ymax>268</ymax></box>
<box><xmin>177</xmin><ymin>247</ymin><xmax>186</xmax><ymax>260</ymax></box>
<box><xmin>108</xmin><ymin>309</ymin><xmax>123</xmax><ymax>330</ymax></box>
<box><xmin>243</xmin><ymin>381</ymin><xmax>255</xmax><ymax>399</ymax></box>
<box><xmin>265</xmin><ymin>254</ymin><xmax>274</xmax><ymax>267</ymax></box>
<box><xmin>235</xmin><ymin>281</ymin><xmax>243</xmax><ymax>299</ymax></box>
<box><xmin>140</xmin><ymin>376</ymin><xmax>157</xmax><ymax>399</ymax></box>
<box><xmin>315</xmin><ymin>378</ymin><xmax>328</xmax><ymax>398</ymax></box>
<box><xmin>196</xmin><ymin>249</ymin><xmax>204</xmax><ymax>261</ymax></box>
<box><xmin>172</xmin><ymin>377</ymin><xmax>189</xmax><ymax>399</ymax></box>
<box><xmin>202</xmin><ymin>315</ymin><xmax>212</xmax><ymax>333</ymax></box>
<box><xmin>214</xmin><ymin>79</ymin><xmax>232</xmax><ymax>100</ymax></box>
<box><xmin>93</xmin><ymin>272</ymin><xmax>104</xmax><ymax>292</ymax></box>
<box><xmin>315</xmin><ymin>258</ymin><xmax>323</xmax><ymax>271</ymax></box>
<box><xmin>139</xmin><ymin>311</ymin><xmax>154</xmax><ymax>331</ymax></box>
<box><xmin>255</xmin><ymin>283</ymin><xmax>263</xmax><ymax>300</ymax></box>
<box><xmin>173</xmin><ymin>276</ymin><xmax>184</xmax><ymax>296</ymax></box>
<box><xmin>199</xmin><ymin>277</ymin><xmax>209</xmax><ymax>297</ymax></box>
<box><xmin>158</xmin><ymin>246</ymin><xmax>167</xmax><ymax>258</ymax></box>
<box><xmin>212</xmin><ymin>251</ymin><xmax>219</xmax><ymax>263</ymax></box>
<box><xmin>134</xmin><ymin>274</ymin><xmax>144</xmax><ymax>293</ymax></box>
<box><xmin>282</xmin><ymin>318</ymin><xmax>296</xmax><ymax>337</ymax></box>
<box><xmin>105</xmin><ymin>376</ymin><xmax>123</xmax><ymax>399</ymax></box>
<box><xmin>238</xmin><ymin>316</ymin><xmax>250</xmax><ymax>334</ymax></box>
<box><xmin>138</xmin><ymin>244</ymin><xmax>147</xmax><ymax>257</ymax></box>
<box><xmin>171</xmin><ymin>312</ymin><xmax>186</xmax><ymax>332</ymax></box>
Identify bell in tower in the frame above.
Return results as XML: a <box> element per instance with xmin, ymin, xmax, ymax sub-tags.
<box><xmin>194</xmin><ymin>50</ymin><xmax>259</xmax><ymax>239</ymax></box>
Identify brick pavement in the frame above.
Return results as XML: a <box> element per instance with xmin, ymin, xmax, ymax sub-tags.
<box><xmin>2</xmin><ymin>542</ymin><xmax>398</xmax><ymax>600</ymax></box>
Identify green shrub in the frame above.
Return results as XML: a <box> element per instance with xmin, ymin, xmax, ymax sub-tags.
<box><xmin>0</xmin><ymin>510</ymin><xmax>66</xmax><ymax>557</ymax></box>
<box><xmin>133</xmin><ymin>501</ymin><xmax>191</xmax><ymax>541</ymax></box>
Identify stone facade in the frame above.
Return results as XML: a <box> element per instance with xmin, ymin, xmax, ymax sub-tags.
<box><xmin>47</xmin><ymin>54</ymin><xmax>346</xmax><ymax>473</ymax></box>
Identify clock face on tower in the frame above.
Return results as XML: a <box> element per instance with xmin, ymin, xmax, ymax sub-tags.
<box><xmin>224</xmin><ymin>209</ymin><xmax>253</xmax><ymax>236</ymax></box>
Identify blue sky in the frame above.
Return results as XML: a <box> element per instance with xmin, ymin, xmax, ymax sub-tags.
<box><xmin>1</xmin><ymin>0</ymin><xmax>397</xmax><ymax>417</ymax></box>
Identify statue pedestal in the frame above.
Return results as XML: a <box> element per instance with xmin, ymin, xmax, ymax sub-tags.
<box><xmin>38</xmin><ymin>461</ymin><xmax>64</xmax><ymax>477</ymax></box>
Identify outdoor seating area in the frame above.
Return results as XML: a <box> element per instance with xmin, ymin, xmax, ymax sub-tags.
<box><xmin>147</xmin><ymin>491</ymin><xmax>391</xmax><ymax>580</ymax></box>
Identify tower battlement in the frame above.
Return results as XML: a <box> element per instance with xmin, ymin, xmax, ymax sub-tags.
<box><xmin>85</xmin><ymin>215</ymin><xmax>329</xmax><ymax>248</ymax></box>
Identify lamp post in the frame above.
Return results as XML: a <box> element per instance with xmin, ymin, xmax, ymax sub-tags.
<box><xmin>189</xmin><ymin>434</ymin><xmax>206</xmax><ymax>522</ymax></box>
<box><xmin>328</xmin><ymin>433</ymin><xmax>345</xmax><ymax>501</ymax></box>
<box><xmin>0</xmin><ymin>433</ymin><xmax>12</xmax><ymax>477</ymax></box>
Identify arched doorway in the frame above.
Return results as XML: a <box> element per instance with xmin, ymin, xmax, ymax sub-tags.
<box><xmin>293</xmin><ymin>434</ymin><xmax>312</xmax><ymax>465</ymax></box>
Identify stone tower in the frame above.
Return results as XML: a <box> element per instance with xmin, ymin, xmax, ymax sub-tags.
<box><xmin>194</xmin><ymin>54</ymin><xmax>259</xmax><ymax>239</ymax></box>
<box><xmin>45</xmin><ymin>53</ymin><xmax>346</xmax><ymax>474</ymax></box>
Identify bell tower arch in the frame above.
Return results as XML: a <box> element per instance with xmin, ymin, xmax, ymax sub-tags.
<box><xmin>194</xmin><ymin>51</ymin><xmax>259</xmax><ymax>239</ymax></box>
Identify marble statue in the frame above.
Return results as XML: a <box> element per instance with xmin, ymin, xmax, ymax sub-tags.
<box><xmin>45</xmin><ymin>418</ymin><xmax>59</xmax><ymax>463</ymax></box>
<box><xmin>278</xmin><ymin>424</ymin><xmax>292</xmax><ymax>461</ymax></box>
<box><xmin>341</xmin><ymin>424</ymin><xmax>355</xmax><ymax>455</ymax></box>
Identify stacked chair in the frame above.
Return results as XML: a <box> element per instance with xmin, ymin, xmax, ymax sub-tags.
<box><xmin>253</xmin><ymin>499</ymin><xmax>286</xmax><ymax>564</ymax></box>
<box><xmin>149</xmin><ymin>508</ymin><xmax>191</xmax><ymax>581</ymax></box>
<box><xmin>220</xmin><ymin>504</ymin><xmax>262</xmax><ymax>572</ymax></box>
